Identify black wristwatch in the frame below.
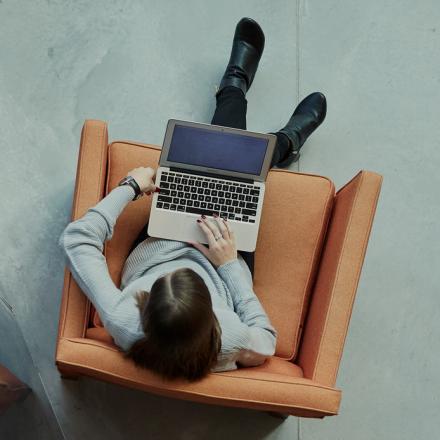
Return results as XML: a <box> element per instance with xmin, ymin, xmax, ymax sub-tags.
<box><xmin>118</xmin><ymin>176</ymin><xmax>142</xmax><ymax>201</ymax></box>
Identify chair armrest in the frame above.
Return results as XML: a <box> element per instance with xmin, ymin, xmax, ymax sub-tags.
<box><xmin>297</xmin><ymin>170</ymin><xmax>383</xmax><ymax>386</ymax></box>
<box><xmin>56</xmin><ymin>120</ymin><xmax>108</xmax><ymax>345</ymax></box>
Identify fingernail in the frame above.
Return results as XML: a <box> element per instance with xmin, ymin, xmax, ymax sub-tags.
<box><xmin>154</xmin><ymin>187</ymin><xmax>161</xmax><ymax>193</ymax></box>
<box><xmin>197</xmin><ymin>219</ymin><xmax>201</xmax><ymax>223</ymax></box>
<box><xmin>213</xmin><ymin>213</ymin><xmax>218</xmax><ymax>217</ymax></box>
<box><xmin>201</xmin><ymin>215</ymin><xmax>206</xmax><ymax>219</ymax></box>
<box><xmin>146</xmin><ymin>191</ymin><xmax>152</xmax><ymax>195</ymax></box>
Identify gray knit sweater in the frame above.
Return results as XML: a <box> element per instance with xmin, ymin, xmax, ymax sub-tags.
<box><xmin>58</xmin><ymin>185</ymin><xmax>277</xmax><ymax>372</ymax></box>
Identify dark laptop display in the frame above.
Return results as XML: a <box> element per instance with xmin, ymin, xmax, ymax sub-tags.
<box><xmin>167</xmin><ymin>124</ymin><xmax>269</xmax><ymax>175</ymax></box>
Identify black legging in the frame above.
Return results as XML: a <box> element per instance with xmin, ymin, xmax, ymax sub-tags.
<box><xmin>129</xmin><ymin>86</ymin><xmax>290</xmax><ymax>278</ymax></box>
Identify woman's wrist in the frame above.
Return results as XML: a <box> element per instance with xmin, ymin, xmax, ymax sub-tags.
<box><xmin>217</xmin><ymin>257</ymin><xmax>239</xmax><ymax>271</ymax></box>
<box><xmin>116</xmin><ymin>183</ymin><xmax>137</xmax><ymax>199</ymax></box>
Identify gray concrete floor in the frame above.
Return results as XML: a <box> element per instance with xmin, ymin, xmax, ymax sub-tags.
<box><xmin>0</xmin><ymin>1</ymin><xmax>439</xmax><ymax>439</ymax></box>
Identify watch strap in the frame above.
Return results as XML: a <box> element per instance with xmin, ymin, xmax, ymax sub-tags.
<box><xmin>119</xmin><ymin>176</ymin><xmax>141</xmax><ymax>200</ymax></box>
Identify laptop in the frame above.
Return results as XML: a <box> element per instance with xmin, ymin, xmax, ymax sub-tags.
<box><xmin>147</xmin><ymin>119</ymin><xmax>276</xmax><ymax>252</ymax></box>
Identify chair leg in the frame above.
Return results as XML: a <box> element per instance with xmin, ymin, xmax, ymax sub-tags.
<box><xmin>266</xmin><ymin>411</ymin><xmax>289</xmax><ymax>419</ymax></box>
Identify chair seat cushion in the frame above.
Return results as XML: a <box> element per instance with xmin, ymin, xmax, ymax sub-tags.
<box><xmin>90</xmin><ymin>141</ymin><xmax>335</xmax><ymax>361</ymax></box>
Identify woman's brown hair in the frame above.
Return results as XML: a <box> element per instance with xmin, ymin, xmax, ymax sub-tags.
<box><xmin>124</xmin><ymin>268</ymin><xmax>222</xmax><ymax>382</ymax></box>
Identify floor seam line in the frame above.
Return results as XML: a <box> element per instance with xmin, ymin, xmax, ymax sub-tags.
<box><xmin>296</xmin><ymin>0</ymin><xmax>301</xmax><ymax>173</ymax></box>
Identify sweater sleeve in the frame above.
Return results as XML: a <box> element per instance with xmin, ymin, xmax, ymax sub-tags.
<box><xmin>58</xmin><ymin>185</ymin><xmax>138</xmax><ymax>348</ymax></box>
<box><xmin>216</xmin><ymin>259</ymin><xmax>278</xmax><ymax>367</ymax></box>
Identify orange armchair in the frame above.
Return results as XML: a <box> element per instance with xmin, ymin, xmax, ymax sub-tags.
<box><xmin>56</xmin><ymin>120</ymin><xmax>382</xmax><ymax>418</ymax></box>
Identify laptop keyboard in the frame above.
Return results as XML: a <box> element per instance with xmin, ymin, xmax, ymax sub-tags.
<box><xmin>155</xmin><ymin>171</ymin><xmax>261</xmax><ymax>223</ymax></box>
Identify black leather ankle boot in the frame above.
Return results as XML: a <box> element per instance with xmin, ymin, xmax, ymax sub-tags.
<box><xmin>216</xmin><ymin>17</ymin><xmax>265</xmax><ymax>97</ymax></box>
<box><xmin>275</xmin><ymin>92</ymin><xmax>327</xmax><ymax>168</ymax></box>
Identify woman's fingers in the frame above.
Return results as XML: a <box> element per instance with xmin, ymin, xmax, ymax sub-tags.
<box><xmin>223</xmin><ymin>217</ymin><xmax>234</xmax><ymax>240</ymax></box>
<box><xmin>213</xmin><ymin>215</ymin><xmax>229</xmax><ymax>240</ymax></box>
<box><xmin>213</xmin><ymin>213</ymin><xmax>233</xmax><ymax>237</ymax></box>
<box><xmin>201</xmin><ymin>217</ymin><xmax>222</xmax><ymax>238</ymax></box>
<box><xmin>198</xmin><ymin>216</ymin><xmax>234</xmax><ymax>242</ymax></box>
<box><xmin>197</xmin><ymin>218</ymin><xmax>217</xmax><ymax>246</ymax></box>
<box><xmin>195</xmin><ymin>215</ymin><xmax>235</xmax><ymax>249</ymax></box>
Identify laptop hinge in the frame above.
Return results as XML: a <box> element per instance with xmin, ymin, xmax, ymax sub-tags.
<box><xmin>169</xmin><ymin>167</ymin><xmax>254</xmax><ymax>184</ymax></box>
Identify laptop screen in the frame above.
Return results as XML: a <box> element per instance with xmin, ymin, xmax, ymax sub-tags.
<box><xmin>167</xmin><ymin>124</ymin><xmax>269</xmax><ymax>175</ymax></box>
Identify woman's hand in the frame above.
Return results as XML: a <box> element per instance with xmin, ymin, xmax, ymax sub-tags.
<box><xmin>126</xmin><ymin>167</ymin><xmax>158</xmax><ymax>195</ymax></box>
<box><xmin>188</xmin><ymin>214</ymin><xmax>238</xmax><ymax>268</ymax></box>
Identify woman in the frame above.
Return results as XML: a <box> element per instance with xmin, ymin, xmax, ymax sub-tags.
<box><xmin>59</xmin><ymin>17</ymin><xmax>326</xmax><ymax>382</ymax></box>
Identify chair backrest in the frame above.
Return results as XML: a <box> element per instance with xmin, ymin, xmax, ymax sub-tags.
<box><xmin>99</xmin><ymin>141</ymin><xmax>335</xmax><ymax>360</ymax></box>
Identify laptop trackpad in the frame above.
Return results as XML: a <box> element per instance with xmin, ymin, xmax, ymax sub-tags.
<box><xmin>148</xmin><ymin>210</ymin><xmax>210</xmax><ymax>245</ymax></box>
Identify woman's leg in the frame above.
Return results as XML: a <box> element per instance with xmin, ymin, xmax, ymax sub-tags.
<box><xmin>210</xmin><ymin>86</ymin><xmax>257</xmax><ymax>277</ymax></box>
<box><xmin>211</xmin><ymin>86</ymin><xmax>248</xmax><ymax>129</ymax></box>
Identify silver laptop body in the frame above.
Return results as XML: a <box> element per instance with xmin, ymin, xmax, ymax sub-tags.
<box><xmin>147</xmin><ymin>119</ymin><xmax>276</xmax><ymax>252</ymax></box>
